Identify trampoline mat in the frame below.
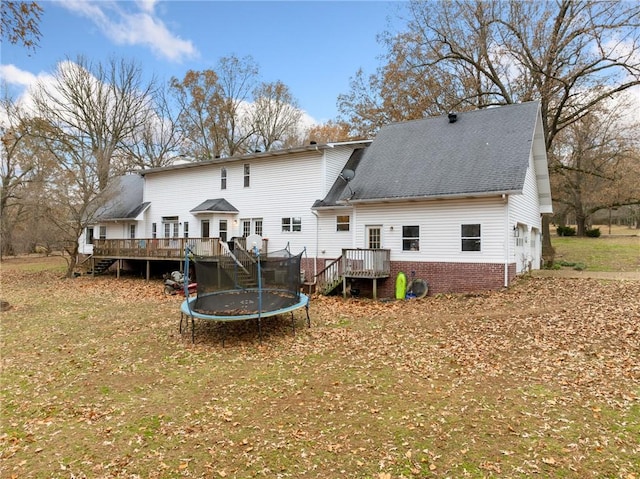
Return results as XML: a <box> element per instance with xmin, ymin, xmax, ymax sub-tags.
<box><xmin>194</xmin><ymin>289</ymin><xmax>299</xmax><ymax>316</ymax></box>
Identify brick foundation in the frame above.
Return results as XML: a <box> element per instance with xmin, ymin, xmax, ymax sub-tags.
<box><xmin>347</xmin><ymin>261</ymin><xmax>517</xmax><ymax>299</ymax></box>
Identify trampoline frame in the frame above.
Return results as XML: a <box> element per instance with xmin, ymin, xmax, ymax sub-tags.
<box><xmin>179</xmin><ymin>246</ymin><xmax>311</xmax><ymax>343</ymax></box>
<box><xmin>179</xmin><ymin>290</ymin><xmax>310</xmax><ymax>343</ymax></box>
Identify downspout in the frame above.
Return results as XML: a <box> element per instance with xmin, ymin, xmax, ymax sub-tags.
<box><xmin>504</xmin><ymin>194</ymin><xmax>510</xmax><ymax>287</ymax></box>
<box><xmin>311</xmin><ymin>210</ymin><xmax>319</xmax><ymax>278</ymax></box>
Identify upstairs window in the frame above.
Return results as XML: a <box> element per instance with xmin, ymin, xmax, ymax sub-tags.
<box><xmin>183</xmin><ymin>221</ymin><xmax>189</xmax><ymax>238</ymax></box>
<box><xmin>402</xmin><ymin>225</ymin><xmax>420</xmax><ymax>251</ymax></box>
<box><xmin>336</xmin><ymin>215</ymin><xmax>350</xmax><ymax>232</ymax></box>
<box><xmin>99</xmin><ymin>226</ymin><xmax>107</xmax><ymax>240</ymax></box>
<box><xmin>461</xmin><ymin>224</ymin><xmax>481</xmax><ymax>251</ymax></box>
<box><xmin>243</xmin><ymin>164</ymin><xmax>250</xmax><ymax>187</ymax></box>
<box><xmin>129</xmin><ymin>224</ymin><xmax>136</xmax><ymax>239</ymax></box>
<box><xmin>221</xmin><ymin>167</ymin><xmax>227</xmax><ymax>190</ymax></box>
<box><xmin>152</xmin><ymin>223</ymin><xmax>157</xmax><ymax>239</ymax></box>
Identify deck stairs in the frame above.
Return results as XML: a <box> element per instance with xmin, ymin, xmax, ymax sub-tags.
<box><xmin>92</xmin><ymin>258</ymin><xmax>117</xmax><ymax>275</ymax></box>
<box><xmin>219</xmin><ymin>243</ymin><xmax>258</xmax><ymax>289</ymax></box>
<box><xmin>316</xmin><ymin>256</ymin><xmax>344</xmax><ymax>295</ymax></box>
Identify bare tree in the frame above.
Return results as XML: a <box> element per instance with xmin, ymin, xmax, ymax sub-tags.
<box><xmin>339</xmin><ymin>0</ymin><xmax>640</xmax><ymax>262</ymax></box>
<box><xmin>31</xmin><ymin>56</ymin><xmax>156</xmax><ymax>190</ymax></box>
<box><xmin>215</xmin><ymin>55</ymin><xmax>258</xmax><ymax>156</ymax></box>
<box><xmin>306</xmin><ymin>120</ymin><xmax>358</xmax><ymax>144</ymax></box>
<box><xmin>0</xmin><ymin>97</ymin><xmax>44</xmax><ymax>256</ymax></box>
<box><xmin>251</xmin><ymin>81</ymin><xmax>302</xmax><ymax>151</ymax></box>
<box><xmin>551</xmin><ymin>102</ymin><xmax>640</xmax><ymax>235</ymax></box>
<box><xmin>170</xmin><ymin>69</ymin><xmax>221</xmax><ymax>160</ymax></box>
<box><xmin>23</xmin><ymin>115</ymin><xmax>120</xmax><ymax>278</ymax></box>
<box><xmin>122</xmin><ymin>85</ymin><xmax>187</xmax><ymax>169</ymax></box>
<box><xmin>171</xmin><ymin>55</ymin><xmax>307</xmax><ymax>159</ymax></box>
<box><xmin>0</xmin><ymin>0</ymin><xmax>42</xmax><ymax>51</ymax></box>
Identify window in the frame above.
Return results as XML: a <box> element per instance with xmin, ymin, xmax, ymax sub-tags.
<box><xmin>402</xmin><ymin>225</ymin><xmax>420</xmax><ymax>251</ymax></box>
<box><xmin>282</xmin><ymin>217</ymin><xmax>301</xmax><ymax>232</ymax></box>
<box><xmin>99</xmin><ymin>226</ymin><xmax>106</xmax><ymax>240</ymax></box>
<box><xmin>221</xmin><ymin>167</ymin><xmax>227</xmax><ymax>190</ymax></box>
<box><xmin>254</xmin><ymin>218</ymin><xmax>263</xmax><ymax>236</ymax></box>
<box><xmin>85</xmin><ymin>227</ymin><xmax>94</xmax><ymax>244</ymax></box>
<box><xmin>242</xmin><ymin>219</ymin><xmax>251</xmax><ymax>237</ymax></box>
<box><xmin>152</xmin><ymin>223</ymin><xmax>157</xmax><ymax>239</ymax></box>
<box><xmin>219</xmin><ymin>220</ymin><xmax>227</xmax><ymax>242</ymax></box>
<box><xmin>201</xmin><ymin>220</ymin><xmax>210</xmax><ymax>238</ymax></box>
<box><xmin>461</xmin><ymin>224</ymin><xmax>481</xmax><ymax>251</ymax></box>
<box><xmin>336</xmin><ymin>215</ymin><xmax>350</xmax><ymax>232</ymax></box>
<box><xmin>183</xmin><ymin>221</ymin><xmax>189</xmax><ymax>238</ymax></box>
<box><xmin>243</xmin><ymin>163</ymin><xmax>250</xmax><ymax>187</ymax></box>
<box><xmin>129</xmin><ymin>224</ymin><xmax>136</xmax><ymax>239</ymax></box>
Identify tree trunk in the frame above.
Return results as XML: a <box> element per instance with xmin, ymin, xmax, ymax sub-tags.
<box><xmin>64</xmin><ymin>243</ymin><xmax>79</xmax><ymax>278</ymax></box>
<box><xmin>576</xmin><ymin>215</ymin><xmax>588</xmax><ymax>236</ymax></box>
<box><xmin>541</xmin><ymin>215</ymin><xmax>555</xmax><ymax>268</ymax></box>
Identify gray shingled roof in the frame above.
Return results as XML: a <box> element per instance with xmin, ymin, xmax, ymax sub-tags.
<box><xmin>190</xmin><ymin>198</ymin><xmax>238</xmax><ymax>214</ymax></box>
<box><xmin>336</xmin><ymin>102</ymin><xmax>541</xmax><ymax>203</ymax></box>
<box><xmin>94</xmin><ymin>175</ymin><xmax>148</xmax><ymax>221</ymax></box>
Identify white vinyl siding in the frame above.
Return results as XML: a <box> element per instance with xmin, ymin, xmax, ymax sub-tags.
<box><xmin>142</xmin><ymin>148</ymin><xmax>348</xmax><ymax>255</ymax></box>
<box><xmin>347</xmin><ymin>198</ymin><xmax>506</xmax><ymax>263</ymax></box>
<box><xmin>508</xmin><ymin>151</ymin><xmax>545</xmax><ymax>271</ymax></box>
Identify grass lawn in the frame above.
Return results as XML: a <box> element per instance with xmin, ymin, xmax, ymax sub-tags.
<box><xmin>551</xmin><ymin>225</ymin><xmax>639</xmax><ymax>272</ymax></box>
<box><xmin>1</xmin><ymin>254</ymin><xmax>639</xmax><ymax>478</ymax></box>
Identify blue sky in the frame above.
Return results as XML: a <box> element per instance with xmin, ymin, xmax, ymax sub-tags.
<box><xmin>1</xmin><ymin>0</ymin><xmax>407</xmax><ymax>124</ymax></box>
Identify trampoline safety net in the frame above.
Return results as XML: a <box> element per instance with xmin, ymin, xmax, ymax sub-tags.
<box><xmin>190</xmin><ymin>247</ymin><xmax>303</xmax><ymax>317</ymax></box>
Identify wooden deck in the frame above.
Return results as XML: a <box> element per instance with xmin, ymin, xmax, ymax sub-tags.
<box><xmin>90</xmin><ymin>237</ymin><xmax>269</xmax><ymax>280</ymax></box>
<box><xmin>316</xmin><ymin>249</ymin><xmax>391</xmax><ymax>299</ymax></box>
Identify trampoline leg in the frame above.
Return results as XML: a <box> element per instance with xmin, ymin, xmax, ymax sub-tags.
<box><xmin>291</xmin><ymin>312</ymin><xmax>295</xmax><ymax>335</ymax></box>
<box><xmin>305</xmin><ymin>305</ymin><xmax>311</xmax><ymax>328</ymax></box>
<box><xmin>191</xmin><ymin>316</ymin><xmax>195</xmax><ymax>343</ymax></box>
<box><xmin>257</xmin><ymin>317</ymin><xmax>262</xmax><ymax>343</ymax></box>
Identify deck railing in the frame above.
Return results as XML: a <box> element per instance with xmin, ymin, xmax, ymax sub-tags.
<box><xmin>92</xmin><ymin>238</ymin><xmax>222</xmax><ymax>259</ymax></box>
<box><xmin>92</xmin><ymin>237</ymin><xmax>271</xmax><ymax>260</ymax></box>
<box><xmin>342</xmin><ymin>248</ymin><xmax>391</xmax><ymax>277</ymax></box>
<box><xmin>315</xmin><ymin>249</ymin><xmax>391</xmax><ymax>294</ymax></box>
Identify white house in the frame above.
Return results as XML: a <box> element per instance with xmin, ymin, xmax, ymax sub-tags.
<box><xmin>83</xmin><ymin>101</ymin><xmax>552</xmax><ymax>297</ymax></box>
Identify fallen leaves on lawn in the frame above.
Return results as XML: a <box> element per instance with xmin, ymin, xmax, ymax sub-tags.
<box><xmin>1</xmin><ymin>269</ymin><xmax>639</xmax><ymax>478</ymax></box>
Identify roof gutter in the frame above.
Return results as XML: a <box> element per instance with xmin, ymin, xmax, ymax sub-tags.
<box><xmin>339</xmin><ymin>189</ymin><xmax>523</xmax><ymax>205</ymax></box>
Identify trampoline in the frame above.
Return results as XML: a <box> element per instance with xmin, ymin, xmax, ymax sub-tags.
<box><xmin>179</xmin><ymin>244</ymin><xmax>310</xmax><ymax>343</ymax></box>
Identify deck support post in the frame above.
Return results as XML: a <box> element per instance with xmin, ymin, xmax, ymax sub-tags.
<box><xmin>146</xmin><ymin>261</ymin><xmax>150</xmax><ymax>282</ymax></box>
<box><xmin>373</xmin><ymin>278</ymin><xmax>377</xmax><ymax>299</ymax></box>
<box><xmin>116</xmin><ymin>260</ymin><xmax>121</xmax><ymax>278</ymax></box>
<box><xmin>343</xmin><ymin>275</ymin><xmax>347</xmax><ymax>299</ymax></box>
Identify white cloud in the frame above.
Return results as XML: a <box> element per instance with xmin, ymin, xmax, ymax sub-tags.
<box><xmin>0</xmin><ymin>64</ymin><xmax>38</xmax><ymax>88</ymax></box>
<box><xmin>0</xmin><ymin>64</ymin><xmax>57</xmax><ymax>114</ymax></box>
<box><xmin>59</xmin><ymin>0</ymin><xmax>198</xmax><ymax>63</ymax></box>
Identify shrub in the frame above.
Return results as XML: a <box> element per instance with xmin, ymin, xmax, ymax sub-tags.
<box><xmin>573</xmin><ymin>262</ymin><xmax>587</xmax><ymax>271</ymax></box>
<box><xmin>556</xmin><ymin>226</ymin><xmax>576</xmax><ymax>236</ymax></box>
<box><xmin>585</xmin><ymin>228</ymin><xmax>601</xmax><ymax>237</ymax></box>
